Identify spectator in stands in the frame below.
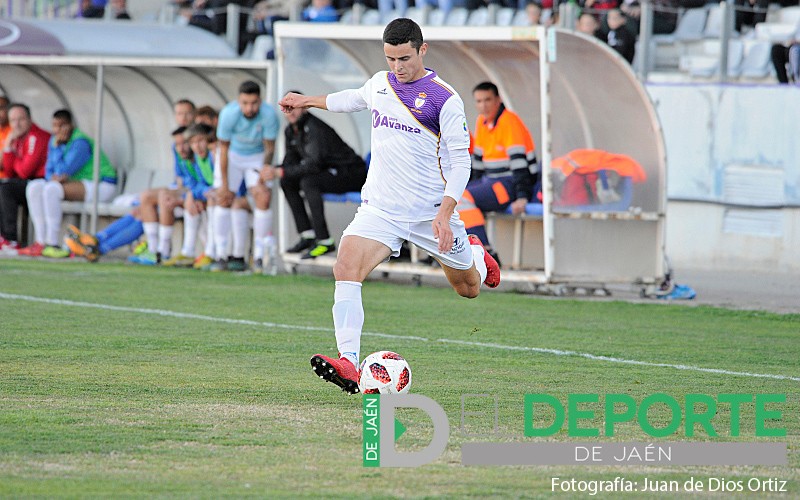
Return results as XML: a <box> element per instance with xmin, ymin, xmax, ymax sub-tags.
<box><xmin>734</xmin><ymin>0</ymin><xmax>769</xmax><ymax>33</ymax></box>
<box><xmin>163</xmin><ymin>124</ymin><xmax>217</xmax><ymax>267</ymax></box>
<box><xmin>0</xmin><ymin>97</ymin><xmax>10</xmax><ymax>174</ymax></box>
<box><xmin>176</xmin><ymin>0</ymin><xmax>216</xmax><ymax>32</ymax></box>
<box><xmin>524</xmin><ymin>2</ymin><xmax>543</xmax><ymax>25</ymax></box>
<box><xmin>582</xmin><ymin>0</ymin><xmax>619</xmax><ymax>14</ymax></box>
<box><xmin>108</xmin><ymin>0</ymin><xmax>132</xmax><ymax>19</ymax></box>
<box><xmin>78</xmin><ymin>0</ymin><xmax>105</xmax><ymax>18</ymax></box>
<box><xmin>265</xmin><ymin>94</ymin><xmax>367</xmax><ymax>259</ymax></box>
<box><xmin>456</xmin><ymin>81</ymin><xmax>538</xmax><ymax>265</ymax></box>
<box><xmin>23</xmin><ymin>109</ymin><xmax>118</xmax><ymax>258</ymax></box>
<box><xmin>0</xmin><ymin>104</ymin><xmax>49</xmax><ymax>254</ymax></box>
<box><xmin>213</xmin><ymin>80</ymin><xmax>279</xmax><ymax>272</ymax></box>
<box><xmin>771</xmin><ymin>38</ymin><xmax>800</xmax><ymax>84</ymax></box>
<box><xmin>304</xmin><ymin>0</ymin><xmax>340</xmax><ymax>21</ymax></box>
<box><xmin>601</xmin><ymin>8</ymin><xmax>635</xmax><ymax>63</ymax></box>
<box><xmin>575</xmin><ymin>12</ymin><xmax>601</xmax><ymax>36</ymax></box>
<box><xmin>619</xmin><ymin>0</ymin><xmax>678</xmax><ymax>36</ymax></box>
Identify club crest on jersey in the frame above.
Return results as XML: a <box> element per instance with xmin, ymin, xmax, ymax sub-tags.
<box><xmin>414</xmin><ymin>92</ymin><xmax>427</xmax><ymax>109</ymax></box>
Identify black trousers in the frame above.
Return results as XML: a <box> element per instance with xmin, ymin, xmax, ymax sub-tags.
<box><xmin>771</xmin><ymin>43</ymin><xmax>796</xmax><ymax>84</ymax></box>
<box><xmin>0</xmin><ymin>178</ymin><xmax>29</xmax><ymax>242</ymax></box>
<box><xmin>280</xmin><ymin>168</ymin><xmax>366</xmax><ymax>241</ymax></box>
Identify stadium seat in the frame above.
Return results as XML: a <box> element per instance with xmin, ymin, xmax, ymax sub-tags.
<box><xmin>511</xmin><ymin>9</ymin><xmax>529</xmax><ymax>27</ymax></box>
<box><xmin>679</xmin><ymin>39</ymin><xmax>744</xmax><ymax>77</ymax></box>
<box><xmin>427</xmin><ymin>8</ymin><xmax>446</xmax><ymax>26</ymax></box>
<box><xmin>467</xmin><ymin>7</ymin><xmax>489</xmax><ymax>26</ymax></box>
<box><xmin>360</xmin><ymin>9</ymin><xmax>382</xmax><ymax>25</ymax></box>
<box><xmin>703</xmin><ymin>5</ymin><xmax>724</xmax><ymax>39</ymax></box>
<box><xmin>496</xmin><ymin>7</ymin><xmax>515</xmax><ymax>26</ymax></box>
<box><xmin>738</xmin><ymin>41</ymin><xmax>773</xmax><ymax>79</ymax></box>
<box><xmin>339</xmin><ymin>8</ymin><xmax>353</xmax><ymax>23</ymax></box>
<box><xmin>754</xmin><ymin>8</ymin><xmax>800</xmax><ymax>43</ymax></box>
<box><xmin>653</xmin><ymin>7</ymin><xmax>706</xmax><ymax>44</ymax></box>
<box><xmin>381</xmin><ymin>9</ymin><xmax>402</xmax><ymax>23</ymax></box>
<box><xmin>405</xmin><ymin>6</ymin><xmax>427</xmax><ymax>25</ymax></box>
<box><xmin>445</xmin><ymin>7</ymin><xmax>469</xmax><ymax>26</ymax></box>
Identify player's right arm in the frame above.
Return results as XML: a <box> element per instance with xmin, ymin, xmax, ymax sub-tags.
<box><xmin>280</xmin><ymin>79</ymin><xmax>371</xmax><ymax>114</ymax></box>
<box><xmin>217</xmin><ymin>140</ymin><xmax>234</xmax><ymax>205</ymax></box>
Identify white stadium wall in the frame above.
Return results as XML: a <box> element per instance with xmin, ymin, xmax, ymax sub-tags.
<box><xmin>648</xmin><ymin>84</ymin><xmax>800</xmax><ymax>272</ymax></box>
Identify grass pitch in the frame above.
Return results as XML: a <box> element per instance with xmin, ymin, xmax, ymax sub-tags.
<box><xmin>0</xmin><ymin>259</ymin><xmax>798</xmax><ymax>497</ymax></box>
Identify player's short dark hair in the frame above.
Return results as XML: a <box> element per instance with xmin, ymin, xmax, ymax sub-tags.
<box><xmin>174</xmin><ymin>98</ymin><xmax>196</xmax><ymax>110</ymax></box>
<box><xmin>195</xmin><ymin>105</ymin><xmax>218</xmax><ymax>120</ymax></box>
<box><xmin>52</xmin><ymin>108</ymin><xmax>73</xmax><ymax>124</ymax></box>
<box><xmin>171</xmin><ymin>126</ymin><xmax>187</xmax><ymax>136</ymax></box>
<box><xmin>383</xmin><ymin>18</ymin><xmax>423</xmax><ymax>51</ymax></box>
<box><xmin>473</xmin><ymin>81</ymin><xmax>499</xmax><ymax>96</ymax></box>
<box><xmin>185</xmin><ymin>123</ymin><xmax>214</xmax><ymax>141</ymax></box>
<box><xmin>239</xmin><ymin>80</ymin><xmax>261</xmax><ymax>96</ymax></box>
<box><xmin>8</xmin><ymin>103</ymin><xmax>31</xmax><ymax>118</ymax></box>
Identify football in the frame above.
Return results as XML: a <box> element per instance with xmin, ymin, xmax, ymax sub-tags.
<box><xmin>358</xmin><ymin>351</ymin><xmax>412</xmax><ymax>394</ymax></box>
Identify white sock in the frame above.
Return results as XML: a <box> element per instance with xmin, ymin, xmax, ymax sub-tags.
<box><xmin>158</xmin><ymin>224</ymin><xmax>173</xmax><ymax>257</ymax></box>
<box><xmin>181</xmin><ymin>212</ymin><xmax>200</xmax><ymax>257</ymax></box>
<box><xmin>214</xmin><ymin>207</ymin><xmax>231</xmax><ymax>259</ymax></box>
<box><xmin>43</xmin><ymin>181</ymin><xmax>65</xmax><ymax>246</ymax></box>
<box><xmin>143</xmin><ymin>222</ymin><xmax>159</xmax><ymax>251</ymax></box>
<box><xmin>25</xmin><ymin>179</ymin><xmax>46</xmax><ymax>245</ymax></box>
<box><xmin>472</xmin><ymin>243</ymin><xmax>487</xmax><ymax>284</ymax></box>
<box><xmin>204</xmin><ymin>207</ymin><xmax>216</xmax><ymax>258</ymax></box>
<box><xmin>332</xmin><ymin>280</ymin><xmax>364</xmax><ymax>369</ymax></box>
<box><xmin>232</xmin><ymin>209</ymin><xmax>249</xmax><ymax>258</ymax></box>
<box><xmin>252</xmin><ymin>208</ymin><xmax>271</xmax><ymax>259</ymax></box>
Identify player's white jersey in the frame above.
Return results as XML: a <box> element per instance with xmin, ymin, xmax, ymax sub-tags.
<box><xmin>327</xmin><ymin>70</ymin><xmax>471</xmax><ymax>222</ymax></box>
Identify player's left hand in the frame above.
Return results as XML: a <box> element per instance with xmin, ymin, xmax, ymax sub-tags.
<box><xmin>432</xmin><ymin>216</ymin><xmax>453</xmax><ymax>254</ymax></box>
<box><xmin>510</xmin><ymin>198</ymin><xmax>528</xmax><ymax>215</ymax></box>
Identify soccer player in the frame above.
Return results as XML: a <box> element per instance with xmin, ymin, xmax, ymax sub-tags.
<box><xmin>278</xmin><ymin>18</ymin><xmax>501</xmax><ymax>395</ymax></box>
<box><xmin>213</xmin><ymin>80</ymin><xmax>279</xmax><ymax>272</ymax></box>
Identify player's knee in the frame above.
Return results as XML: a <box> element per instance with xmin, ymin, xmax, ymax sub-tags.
<box><xmin>457</xmin><ymin>283</ymin><xmax>480</xmax><ymax>299</ymax></box>
<box><xmin>333</xmin><ymin>259</ymin><xmax>361</xmax><ymax>282</ymax></box>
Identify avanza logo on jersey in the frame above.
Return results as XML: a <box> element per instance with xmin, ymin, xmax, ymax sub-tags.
<box><xmin>372</xmin><ymin>110</ymin><xmax>421</xmax><ymax>134</ymax></box>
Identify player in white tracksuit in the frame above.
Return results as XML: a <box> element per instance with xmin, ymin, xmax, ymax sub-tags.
<box><xmin>276</xmin><ymin>18</ymin><xmax>500</xmax><ymax>394</ymax></box>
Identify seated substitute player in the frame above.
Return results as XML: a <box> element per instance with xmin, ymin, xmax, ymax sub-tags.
<box><xmin>163</xmin><ymin>123</ymin><xmax>216</xmax><ymax>267</ymax></box>
<box><xmin>263</xmin><ymin>93</ymin><xmax>367</xmax><ymax>260</ymax></box>
<box><xmin>279</xmin><ymin>18</ymin><xmax>501</xmax><ymax>395</ymax></box>
<box><xmin>456</xmin><ymin>81</ymin><xmax>539</xmax><ymax>263</ymax></box>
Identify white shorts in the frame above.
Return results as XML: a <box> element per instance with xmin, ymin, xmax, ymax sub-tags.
<box><xmin>342</xmin><ymin>205</ymin><xmax>474</xmax><ymax>271</ymax></box>
<box><xmin>213</xmin><ymin>150</ymin><xmax>273</xmax><ymax>194</ymax></box>
<box><xmin>81</xmin><ymin>180</ymin><xmax>117</xmax><ymax>203</ymax></box>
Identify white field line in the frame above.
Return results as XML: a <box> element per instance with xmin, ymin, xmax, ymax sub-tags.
<box><xmin>2</xmin><ymin>292</ymin><xmax>798</xmax><ymax>383</ymax></box>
